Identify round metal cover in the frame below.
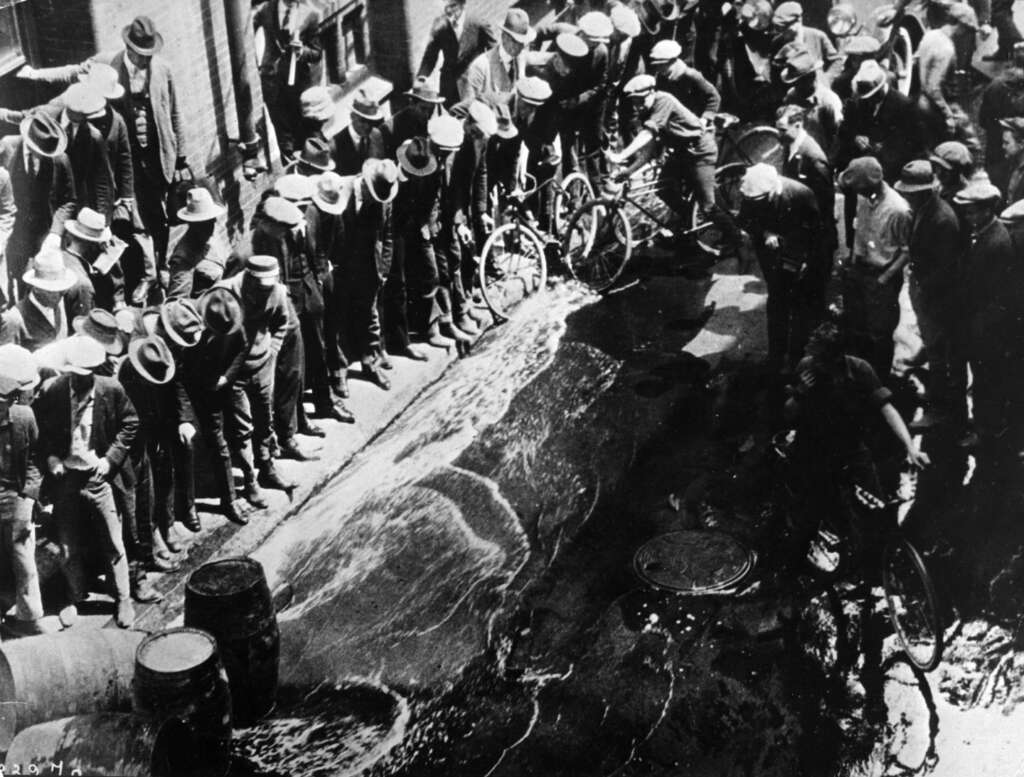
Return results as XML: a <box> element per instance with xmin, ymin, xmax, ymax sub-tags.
<box><xmin>634</xmin><ymin>531</ymin><xmax>754</xmax><ymax>594</ymax></box>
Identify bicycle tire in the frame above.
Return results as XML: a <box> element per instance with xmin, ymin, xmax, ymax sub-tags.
<box><xmin>725</xmin><ymin>126</ymin><xmax>784</xmax><ymax>170</ymax></box>
<box><xmin>553</xmin><ymin>172</ymin><xmax>596</xmax><ymax>238</ymax></box>
<box><xmin>561</xmin><ymin>199</ymin><xmax>633</xmax><ymax>293</ymax></box>
<box><xmin>882</xmin><ymin>536</ymin><xmax>943</xmax><ymax>672</ymax></box>
<box><xmin>478</xmin><ymin>221</ymin><xmax>548</xmax><ymax>321</ymax></box>
<box><xmin>694</xmin><ymin>162</ymin><xmax>748</xmax><ymax>256</ymax></box>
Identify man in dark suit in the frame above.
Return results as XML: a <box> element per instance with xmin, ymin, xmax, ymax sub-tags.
<box><xmin>0</xmin><ymin>114</ymin><xmax>76</xmax><ymax>300</ymax></box>
<box><xmin>738</xmin><ymin>163</ymin><xmax>824</xmax><ymax>373</ymax></box>
<box><xmin>331</xmin><ymin>90</ymin><xmax>392</xmax><ymax>175</ymax></box>
<box><xmin>254</xmin><ymin>0</ymin><xmax>323</xmax><ymax>159</ymax></box>
<box><xmin>387</xmin><ymin>78</ymin><xmax>446</xmax><ymax>150</ymax></box>
<box><xmin>34</xmin><ymin>335</ymin><xmax>139</xmax><ymax>629</ymax></box>
<box><xmin>418</xmin><ymin>0</ymin><xmax>496</xmax><ymax>106</ymax></box>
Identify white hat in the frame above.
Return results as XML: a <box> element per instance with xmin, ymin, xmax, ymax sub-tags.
<box><xmin>740</xmin><ymin>163</ymin><xmax>781</xmax><ymax>198</ymax></box>
<box><xmin>428</xmin><ymin>114</ymin><xmax>466</xmax><ymax>151</ymax></box>
<box><xmin>467</xmin><ymin>100</ymin><xmax>498</xmax><ymax>138</ymax></box>
<box><xmin>59</xmin><ymin>335</ymin><xmax>107</xmax><ymax>375</ymax></box>
<box><xmin>611</xmin><ymin>5</ymin><xmax>642</xmax><ymax>37</ymax></box>
<box><xmin>649</xmin><ymin>39</ymin><xmax>683</xmax><ymax>63</ymax></box>
<box><xmin>623</xmin><ymin>74</ymin><xmax>657</xmax><ymax>97</ymax></box>
<box><xmin>578</xmin><ymin>11</ymin><xmax>614</xmax><ymax>42</ymax></box>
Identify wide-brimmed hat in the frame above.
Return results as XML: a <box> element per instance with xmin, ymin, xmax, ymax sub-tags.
<box><xmin>198</xmin><ymin>287</ymin><xmax>243</xmax><ymax>335</ymax></box>
<box><xmin>953</xmin><ymin>180</ymin><xmax>1002</xmax><ymax>205</ymax></box>
<box><xmin>649</xmin><ymin>39</ymin><xmax>683</xmax><ymax>64</ymax></box>
<box><xmin>177</xmin><ymin>188</ymin><xmax>225</xmax><ymax>223</ymax></box>
<box><xmin>740</xmin><ymin>163</ymin><xmax>781</xmax><ymax>198</ymax></box>
<box><xmin>0</xmin><ymin>344</ymin><xmax>40</xmax><ymax>393</ymax></box>
<box><xmin>60</xmin><ymin>335</ymin><xmax>107</xmax><ymax>375</ymax></box>
<box><xmin>493</xmin><ymin>103</ymin><xmax>518</xmax><ymax>140</ymax></box>
<box><xmin>159</xmin><ymin>298</ymin><xmax>203</xmax><ymax>348</ymax></box>
<box><xmin>397</xmin><ymin>137</ymin><xmax>439</xmax><ymax>178</ymax></box>
<box><xmin>405</xmin><ymin>76</ymin><xmax>446</xmax><ymax>104</ymax></box>
<box><xmin>428</xmin><ymin>113</ymin><xmax>465</xmax><ymax>151</ymax></box>
<box><xmin>894</xmin><ymin>160</ymin><xmax>938</xmax><ymax>193</ymax></box>
<box><xmin>20</xmin><ymin>112</ymin><xmax>67</xmax><ymax>158</ymax></box>
<box><xmin>23</xmin><ymin>247</ymin><xmax>75</xmax><ymax>293</ymax></box>
<box><xmin>853</xmin><ymin>59</ymin><xmax>888</xmax><ymax>98</ymax></box>
<box><xmin>63</xmin><ymin>83</ymin><xmax>106</xmax><ymax>118</ymax></box>
<box><xmin>362</xmin><ymin>158</ymin><xmax>400</xmax><ymax>204</ymax></box>
<box><xmin>262</xmin><ymin>195</ymin><xmax>304</xmax><ymax>226</ymax></box>
<box><xmin>73</xmin><ymin>309</ymin><xmax>124</xmax><ymax>355</ymax></box>
<box><xmin>1000</xmin><ymin>198</ymin><xmax>1024</xmax><ymax>223</ymax></box>
<box><xmin>780</xmin><ymin>49</ymin><xmax>820</xmax><ymax>83</ymax></box>
<box><xmin>301</xmin><ymin>86</ymin><xmax>336</xmax><ymax>121</ymax></box>
<box><xmin>516</xmin><ymin>76</ymin><xmax>552</xmax><ymax>106</ymax></box>
<box><xmin>122</xmin><ymin>15</ymin><xmax>163</xmax><ymax>55</ymax></box>
<box><xmin>610</xmin><ymin>5</ymin><xmax>642</xmax><ymax>37</ymax></box>
<box><xmin>78</xmin><ymin>62</ymin><xmax>124</xmax><ymax>101</ymax></box>
<box><xmin>312</xmin><ymin>171</ymin><xmax>351</xmax><ymax>214</ymax></box>
<box><xmin>501</xmin><ymin>8</ymin><xmax>537</xmax><ymax>44</ymax></box>
<box><xmin>291</xmin><ymin>136</ymin><xmax>335</xmax><ymax>172</ymax></box>
<box><xmin>65</xmin><ymin>207</ymin><xmax>111</xmax><ymax>243</ymax></box>
<box><xmin>129</xmin><ymin>335</ymin><xmax>176</xmax><ymax>385</ymax></box>
<box><xmin>839</xmin><ymin>156</ymin><xmax>884</xmax><ymax>190</ymax></box>
<box><xmin>350</xmin><ymin>89</ymin><xmax>383</xmax><ymax>122</ymax></box>
<box><xmin>275</xmin><ymin>173</ymin><xmax>316</xmax><ymax>204</ymax></box>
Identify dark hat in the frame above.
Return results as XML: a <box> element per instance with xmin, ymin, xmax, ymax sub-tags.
<box><xmin>646</xmin><ymin>0</ymin><xmax>682</xmax><ymax>22</ymax></box>
<box><xmin>999</xmin><ymin>117</ymin><xmax>1024</xmax><ymax>139</ymax></box>
<box><xmin>839</xmin><ymin>156</ymin><xmax>884</xmax><ymax>190</ymax></box>
<box><xmin>405</xmin><ymin>76</ymin><xmax>445</xmax><ymax>104</ymax></box>
<box><xmin>73</xmin><ymin>309</ymin><xmax>124</xmax><ymax>355</ymax></box>
<box><xmin>159</xmin><ymin>298</ymin><xmax>203</xmax><ymax>348</ymax></box>
<box><xmin>350</xmin><ymin>89</ymin><xmax>383</xmax><ymax>122</ymax></box>
<box><xmin>198</xmin><ymin>287</ymin><xmax>243</xmax><ymax>336</ymax></box>
<box><xmin>362</xmin><ymin>158</ymin><xmax>400</xmax><ymax>204</ymax></box>
<box><xmin>245</xmin><ymin>254</ymin><xmax>281</xmax><ymax>285</ymax></box>
<box><xmin>19</xmin><ymin>111</ymin><xmax>67</xmax><ymax>158</ymax></box>
<box><xmin>894</xmin><ymin>160</ymin><xmax>937</xmax><ymax>193</ymax></box>
<box><xmin>129</xmin><ymin>335</ymin><xmax>176</xmax><ymax>386</ymax></box>
<box><xmin>292</xmin><ymin>136</ymin><xmax>336</xmax><ymax>173</ymax></box>
<box><xmin>953</xmin><ymin>181</ymin><xmax>1002</xmax><ymax>205</ymax></box>
<box><xmin>122</xmin><ymin>15</ymin><xmax>164</xmax><ymax>56</ymax></box>
<box><xmin>397</xmin><ymin>136</ymin><xmax>439</xmax><ymax>178</ymax></box>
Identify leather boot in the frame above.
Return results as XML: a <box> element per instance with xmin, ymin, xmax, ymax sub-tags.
<box><xmin>440</xmin><ymin>321</ymin><xmax>472</xmax><ymax>344</ymax></box>
<box><xmin>426</xmin><ymin>322</ymin><xmax>455</xmax><ymax>349</ymax></box>
<box><xmin>257</xmin><ymin>463</ymin><xmax>296</xmax><ymax>492</ymax></box>
<box><xmin>242</xmin><ymin>481</ymin><xmax>268</xmax><ymax>509</ymax></box>
<box><xmin>455</xmin><ymin>315</ymin><xmax>480</xmax><ymax>336</ymax></box>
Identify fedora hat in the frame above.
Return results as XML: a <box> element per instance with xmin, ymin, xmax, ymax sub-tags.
<box><xmin>20</xmin><ymin>112</ymin><xmax>67</xmax><ymax>158</ymax></box>
<box><xmin>894</xmin><ymin>160</ymin><xmax>938</xmax><ymax>193</ymax></box>
<box><xmin>397</xmin><ymin>137</ymin><xmax>439</xmax><ymax>178</ymax></box>
<box><xmin>301</xmin><ymin>86</ymin><xmax>336</xmax><ymax>121</ymax></box>
<box><xmin>74</xmin><ymin>309</ymin><xmax>124</xmax><ymax>355</ymax></box>
<box><xmin>177</xmin><ymin>188</ymin><xmax>225</xmax><ymax>223</ymax></box>
<box><xmin>129</xmin><ymin>335</ymin><xmax>176</xmax><ymax>386</ymax></box>
<box><xmin>60</xmin><ymin>335</ymin><xmax>107</xmax><ymax>376</ymax></box>
<box><xmin>159</xmin><ymin>298</ymin><xmax>203</xmax><ymax>348</ymax></box>
<box><xmin>65</xmin><ymin>207</ymin><xmax>111</xmax><ymax>243</ymax></box>
<box><xmin>78</xmin><ymin>62</ymin><xmax>124</xmax><ymax>101</ymax></box>
<box><xmin>291</xmin><ymin>136</ymin><xmax>336</xmax><ymax>172</ymax></box>
<box><xmin>362</xmin><ymin>158</ymin><xmax>400</xmax><ymax>204</ymax></box>
<box><xmin>467</xmin><ymin>100</ymin><xmax>498</xmax><ymax>138</ymax></box>
<box><xmin>405</xmin><ymin>76</ymin><xmax>445</xmax><ymax>104</ymax></box>
<box><xmin>350</xmin><ymin>89</ymin><xmax>383</xmax><ymax>122</ymax></box>
<box><xmin>198</xmin><ymin>287</ymin><xmax>243</xmax><ymax>336</ymax></box>
<box><xmin>275</xmin><ymin>173</ymin><xmax>316</xmax><ymax>204</ymax></box>
<box><xmin>63</xmin><ymin>83</ymin><xmax>106</xmax><ymax>118</ymax></box>
<box><xmin>23</xmin><ymin>247</ymin><xmax>75</xmax><ymax>293</ymax></box>
<box><xmin>122</xmin><ymin>15</ymin><xmax>164</xmax><ymax>55</ymax></box>
<box><xmin>312</xmin><ymin>171</ymin><xmax>351</xmax><ymax>215</ymax></box>
<box><xmin>428</xmin><ymin>113</ymin><xmax>465</xmax><ymax>151</ymax></box>
<box><xmin>262</xmin><ymin>195</ymin><xmax>304</xmax><ymax>226</ymax></box>
<box><xmin>501</xmin><ymin>8</ymin><xmax>537</xmax><ymax>44</ymax></box>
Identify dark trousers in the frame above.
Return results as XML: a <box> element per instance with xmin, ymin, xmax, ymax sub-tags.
<box><xmin>761</xmin><ymin>256</ymin><xmax>825</xmax><ymax>371</ymax></box>
<box><xmin>842</xmin><ymin>262</ymin><xmax>902</xmax><ymax>380</ymax></box>
<box><xmin>121</xmin><ymin>147</ymin><xmax>165</xmax><ymax>305</ymax></box>
<box><xmin>192</xmin><ymin>385</ymin><xmax>236</xmax><ymax>505</ymax></box>
<box><xmin>300</xmin><ymin>308</ymin><xmax>332</xmax><ymax>413</ymax></box>
<box><xmin>909</xmin><ymin>280</ymin><xmax>966</xmax><ymax>428</ymax></box>
<box><xmin>225</xmin><ymin>359</ymin><xmax>275</xmax><ymax>483</ymax></box>
<box><xmin>152</xmin><ymin>432</ymin><xmax>195</xmax><ymax>528</ymax></box>
<box><xmin>992</xmin><ymin>0</ymin><xmax>1024</xmax><ymax>54</ymax></box>
<box><xmin>383</xmin><ymin>233</ymin><xmax>412</xmax><ymax>352</ymax></box>
<box><xmin>322</xmin><ymin>268</ymin><xmax>349</xmax><ymax>378</ymax></box>
<box><xmin>274</xmin><ymin>325</ymin><xmax>304</xmax><ymax>443</ymax></box>
<box><xmin>561</xmin><ymin>106</ymin><xmax>606</xmax><ymax>182</ymax></box>
<box><xmin>337</xmin><ymin>259</ymin><xmax>384</xmax><ymax>363</ymax></box>
<box><xmin>116</xmin><ymin>454</ymin><xmax>152</xmax><ymax>584</ymax></box>
<box><xmin>402</xmin><ymin>227</ymin><xmax>442</xmax><ymax>334</ymax></box>
<box><xmin>262</xmin><ymin>76</ymin><xmax>302</xmax><ymax>158</ymax></box>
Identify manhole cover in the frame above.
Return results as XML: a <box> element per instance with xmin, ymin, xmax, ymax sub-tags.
<box><xmin>634</xmin><ymin>531</ymin><xmax>755</xmax><ymax>594</ymax></box>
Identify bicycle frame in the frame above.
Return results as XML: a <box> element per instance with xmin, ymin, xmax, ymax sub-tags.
<box><xmin>610</xmin><ymin>169</ymin><xmax>716</xmax><ymax>239</ymax></box>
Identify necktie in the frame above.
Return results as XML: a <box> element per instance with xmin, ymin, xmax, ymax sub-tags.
<box><xmin>358</xmin><ymin>135</ymin><xmax>369</xmax><ymax>159</ymax></box>
<box><xmin>509</xmin><ymin>56</ymin><xmax>518</xmax><ymax>86</ymax></box>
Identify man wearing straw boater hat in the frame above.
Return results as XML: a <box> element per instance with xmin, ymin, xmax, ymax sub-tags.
<box><xmin>167</xmin><ymin>189</ymin><xmax>227</xmax><ymax>300</ymax></box>
<box><xmin>63</xmin><ymin>206</ymin><xmax>126</xmax><ymax>312</ymax></box>
<box><xmin>332</xmin><ymin>88</ymin><xmax>392</xmax><ymax>175</ymax></box>
<box><xmin>0</xmin><ymin>112</ymin><xmax>75</xmax><ymax>301</ymax></box>
<box><xmin>0</xmin><ymin>246</ymin><xmax>77</xmax><ymax>352</ymax></box>
<box><xmin>388</xmin><ymin>77</ymin><xmax>447</xmax><ymax>148</ymax></box>
<box><xmin>460</xmin><ymin>8</ymin><xmax>535</xmax><ymax>103</ymax></box>
<box><xmin>34</xmin><ymin>334</ymin><xmax>140</xmax><ymax>629</ymax></box>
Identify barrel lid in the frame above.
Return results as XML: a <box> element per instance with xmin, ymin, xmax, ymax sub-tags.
<box><xmin>138</xmin><ymin>628</ymin><xmax>216</xmax><ymax>673</ymax></box>
<box><xmin>634</xmin><ymin>530</ymin><xmax>755</xmax><ymax>594</ymax></box>
<box><xmin>187</xmin><ymin>557</ymin><xmax>265</xmax><ymax>596</ymax></box>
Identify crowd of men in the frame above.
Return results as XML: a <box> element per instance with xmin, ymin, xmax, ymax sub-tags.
<box><xmin>0</xmin><ymin>0</ymin><xmax>1020</xmax><ymax>633</ymax></box>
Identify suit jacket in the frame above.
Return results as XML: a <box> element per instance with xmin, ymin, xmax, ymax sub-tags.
<box><xmin>251</xmin><ymin>212</ymin><xmax>324</xmax><ymax>316</ymax></box>
<box><xmin>738</xmin><ymin>177</ymin><xmax>822</xmax><ymax>266</ymax></box>
<box><xmin>386</xmin><ymin>107</ymin><xmax>430</xmax><ymax>149</ymax></box>
<box><xmin>0</xmin><ymin>137</ymin><xmax>76</xmax><ymax>279</ymax></box>
<box><xmin>331</xmin><ymin>126</ymin><xmax>392</xmax><ymax>176</ymax></box>
<box><xmin>341</xmin><ymin>186</ymin><xmax>393</xmax><ymax>282</ymax></box>
<box><xmin>417</xmin><ymin>13</ymin><xmax>496</xmax><ymax>105</ymax></box>
<box><xmin>253</xmin><ymin>0</ymin><xmax>323</xmax><ymax>90</ymax></box>
<box><xmin>964</xmin><ymin>218</ymin><xmax>1021</xmax><ymax>355</ymax></box>
<box><xmin>838</xmin><ymin>87</ymin><xmax>925</xmax><ymax>182</ymax></box>
<box><xmin>50</xmin><ymin>108</ymin><xmax>131</xmax><ymax>220</ymax></box>
<box><xmin>305</xmin><ymin>201</ymin><xmax>346</xmax><ymax>270</ymax></box>
<box><xmin>116</xmin><ymin>358</ymin><xmax>195</xmax><ymax>445</ymax></box>
<box><xmin>3</xmin><ymin>406</ymin><xmax>43</xmax><ymax>501</ymax></box>
<box><xmin>33</xmin><ymin>374</ymin><xmax>139</xmax><ymax>492</ymax></box>
<box><xmin>0</xmin><ymin>297</ymin><xmax>68</xmax><ymax>353</ymax></box>
<box><xmin>908</xmin><ymin>191</ymin><xmax>960</xmax><ymax>310</ymax></box>
<box><xmin>460</xmin><ymin>45</ymin><xmax>525</xmax><ymax>103</ymax></box>
<box><xmin>781</xmin><ymin>132</ymin><xmax>836</xmax><ymax>249</ymax></box>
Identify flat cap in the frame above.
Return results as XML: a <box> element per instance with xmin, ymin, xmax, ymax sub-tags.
<box><xmin>953</xmin><ymin>181</ymin><xmax>1002</xmax><ymax>204</ymax></box>
<box><xmin>517</xmin><ymin>75</ymin><xmax>553</xmax><ymax>105</ymax></box>
<box><xmin>649</xmin><ymin>39</ymin><xmax>683</xmax><ymax>63</ymax></box>
<box><xmin>579</xmin><ymin>11</ymin><xmax>614</xmax><ymax>41</ymax></box>
<box><xmin>261</xmin><ymin>195</ymin><xmax>304</xmax><ymax>226</ymax></box>
<box><xmin>623</xmin><ymin>73</ymin><xmax>657</xmax><ymax>96</ymax></box>
<box><xmin>929</xmin><ymin>140</ymin><xmax>973</xmax><ymax>170</ymax></box>
<box><xmin>610</xmin><ymin>4</ymin><xmax>642</xmax><ymax>37</ymax></box>
<box><xmin>772</xmin><ymin>1</ymin><xmax>803</xmax><ymax>26</ymax></box>
<box><xmin>999</xmin><ymin>117</ymin><xmax>1024</xmax><ymax>138</ymax></box>
<box><xmin>839</xmin><ymin>156</ymin><xmax>884</xmax><ymax>189</ymax></box>
<box><xmin>555</xmin><ymin>31</ymin><xmax>589</xmax><ymax>59</ymax></box>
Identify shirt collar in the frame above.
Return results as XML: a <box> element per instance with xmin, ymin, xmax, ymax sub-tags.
<box><xmin>787</xmin><ymin>129</ymin><xmax>807</xmax><ymax>159</ymax></box>
<box><xmin>498</xmin><ymin>45</ymin><xmax>514</xmax><ymax>66</ymax></box>
<box><xmin>348</xmin><ymin>124</ymin><xmax>362</xmax><ymax>145</ymax></box>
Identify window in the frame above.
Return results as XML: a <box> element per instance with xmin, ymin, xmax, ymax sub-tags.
<box><xmin>340</xmin><ymin>5</ymin><xmax>367</xmax><ymax>73</ymax></box>
<box><xmin>0</xmin><ymin>4</ymin><xmax>26</xmax><ymax>76</ymax></box>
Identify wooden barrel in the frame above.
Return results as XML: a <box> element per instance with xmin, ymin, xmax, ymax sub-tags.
<box><xmin>184</xmin><ymin>557</ymin><xmax>280</xmax><ymax>725</ymax></box>
<box><xmin>132</xmin><ymin>628</ymin><xmax>232</xmax><ymax>777</ymax></box>
<box><xmin>0</xmin><ymin>629</ymin><xmax>146</xmax><ymax>749</ymax></box>
<box><xmin>5</xmin><ymin>713</ymin><xmax>195</xmax><ymax>777</ymax></box>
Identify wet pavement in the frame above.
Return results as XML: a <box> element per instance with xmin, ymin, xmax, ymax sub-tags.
<box><xmin>223</xmin><ymin>246</ymin><xmax>1024</xmax><ymax>776</ymax></box>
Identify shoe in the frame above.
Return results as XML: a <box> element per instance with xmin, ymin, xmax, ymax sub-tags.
<box><xmin>164</xmin><ymin>536</ymin><xmax>183</xmax><ymax>553</ymax></box>
<box><xmin>379</xmin><ymin>352</ymin><xmax>394</xmax><ymax>370</ymax></box>
<box><xmin>181</xmin><ymin>508</ymin><xmax>201</xmax><ymax>533</ymax></box>
<box><xmin>222</xmin><ymin>499</ymin><xmax>250</xmax><ymax>526</ymax></box>
<box><xmin>242</xmin><ymin>482</ymin><xmax>268</xmax><ymax>509</ymax></box>
<box><xmin>5</xmin><ymin>617</ymin><xmax>59</xmax><ymax>637</ymax></box>
<box><xmin>278</xmin><ymin>438</ymin><xmax>318</xmax><ymax>462</ymax></box>
<box><xmin>455</xmin><ymin>316</ymin><xmax>480</xmax><ymax>336</ymax></box>
<box><xmin>148</xmin><ymin>555</ymin><xmax>181</xmax><ymax>573</ymax></box>
<box><xmin>258</xmin><ymin>464</ymin><xmax>296</xmax><ymax>492</ymax></box>
<box><xmin>439</xmin><ymin>321</ymin><xmax>472</xmax><ymax>344</ymax></box>
<box><xmin>316</xmin><ymin>402</ymin><xmax>356</xmax><ymax>424</ymax></box>
<box><xmin>397</xmin><ymin>345</ymin><xmax>429</xmax><ymax>362</ymax></box>
<box><xmin>132</xmin><ymin>578</ymin><xmax>164</xmax><ymax>604</ymax></box>
<box><xmin>298</xmin><ymin>421</ymin><xmax>326</xmax><ymax>437</ymax></box>
<box><xmin>467</xmin><ymin>306</ymin><xmax>490</xmax><ymax>325</ymax></box>
<box><xmin>331</xmin><ymin>373</ymin><xmax>350</xmax><ymax>399</ymax></box>
<box><xmin>426</xmin><ymin>323</ymin><xmax>455</xmax><ymax>349</ymax></box>
<box><xmin>115</xmin><ymin>600</ymin><xmax>135</xmax><ymax>629</ymax></box>
<box><xmin>363</xmin><ymin>363</ymin><xmax>392</xmax><ymax>391</ymax></box>
<box><xmin>58</xmin><ymin>604</ymin><xmax>79</xmax><ymax>629</ymax></box>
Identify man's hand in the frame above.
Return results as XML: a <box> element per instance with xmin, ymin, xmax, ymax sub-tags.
<box><xmin>906</xmin><ymin>445</ymin><xmax>931</xmax><ymax>469</ymax></box>
<box><xmin>764</xmin><ymin>232</ymin><xmax>781</xmax><ymax>250</ymax></box>
<box><xmin>980</xmin><ymin>23</ymin><xmax>993</xmax><ymax>37</ymax></box>
<box><xmin>178</xmin><ymin>422</ymin><xmax>196</xmax><ymax>445</ymax></box>
<box><xmin>47</xmin><ymin>456</ymin><xmax>64</xmax><ymax>478</ymax></box>
<box><xmin>481</xmin><ymin>213</ymin><xmax>494</xmax><ymax>234</ymax></box>
<box><xmin>216</xmin><ymin>375</ymin><xmax>229</xmax><ymax>391</ymax></box>
<box><xmin>95</xmin><ymin>458</ymin><xmax>111</xmax><ymax>479</ymax></box>
<box><xmin>853</xmin><ymin>135</ymin><xmax>872</xmax><ymax>153</ymax></box>
<box><xmin>457</xmin><ymin>224</ymin><xmax>473</xmax><ymax>246</ymax></box>
<box><xmin>16</xmin><ymin>65</ymin><xmax>38</xmax><ymax>80</ymax></box>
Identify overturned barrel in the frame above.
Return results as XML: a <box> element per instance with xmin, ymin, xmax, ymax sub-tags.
<box><xmin>185</xmin><ymin>557</ymin><xmax>280</xmax><ymax>725</ymax></box>
<box><xmin>0</xmin><ymin>629</ymin><xmax>146</xmax><ymax>749</ymax></box>
<box><xmin>5</xmin><ymin>713</ymin><xmax>195</xmax><ymax>777</ymax></box>
<box><xmin>132</xmin><ymin>628</ymin><xmax>232</xmax><ymax>777</ymax></box>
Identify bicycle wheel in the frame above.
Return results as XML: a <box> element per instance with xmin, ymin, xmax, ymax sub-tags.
<box><xmin>728</xmin><ymin>126</ymin><xmax>784</xmax><ymax>170</ymax></box>
<box><xmin>694</xmin><ymin>162</ymin><xmax>748</xmax><ymax>256</ymax></box>
<box><xmin>882</xmin><ymin>536</ymin><xmax>943</xmax><ymax>671</ymax></box>
<box><xmin>478</xmin><ymin>221</ymin><xmax>548</xmax><ymax>321</ymax></box>
<box><xmin>561</xmin><ymin>199</ymin><xmax>632</xmax><ymax>293</ymax></box>
<box><xmin>553</xmin><ymin>172</ymin><xmax>596</xmax><ymax>238</ymax></box>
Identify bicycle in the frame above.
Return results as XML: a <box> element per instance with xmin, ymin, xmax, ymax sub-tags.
<box><xmin>714</xmin><ymin>112</ymin><xmax>784</xmax><ymax>170</ymax></box>
<box><xmin>770</xmin><ymin>431</ymin><xmax>944</xmax><ymax>672</ymax></box>
<box><xmin>477</xmin><ymin>170</ymin><xmax>595</xmax><ymax>321</ymax></box>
